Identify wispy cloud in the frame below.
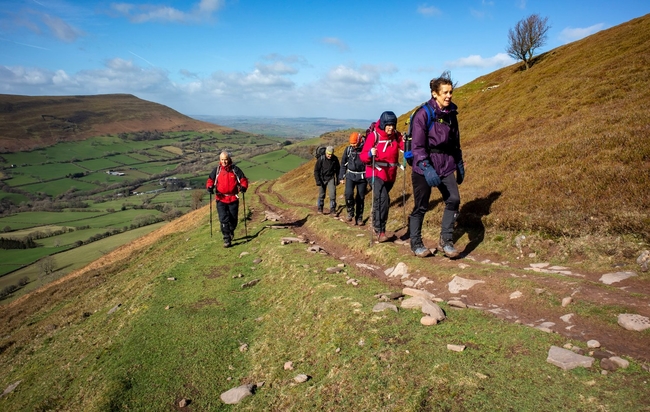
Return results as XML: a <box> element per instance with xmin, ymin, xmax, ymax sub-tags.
<box><xmin>417</xmin><ymin>4</ymin><xmax>441</xmax><ymax>17</ymax></box>
<box><xmin>559</xmin><ymin>24</ymin><xmax>605</xmax><ymax>43</ymax></box>
<box><xmin>446</xmin><ymin>53</ymin><xmax>515</xmax><ymax>69</ymax></box>
<box><xmin>40</xmin><ymin>13</ymin><xmax>83</xmax><ymax>42</ymax></box>
<box><xmin>321</xmin><ymin>37</ymin><xmax>349</xmax><ymax>52</ymax></box>
<box><xmin>110</xmin><ymin>0</ymin><xmax>224</xmax><ymax>23</ymax></box>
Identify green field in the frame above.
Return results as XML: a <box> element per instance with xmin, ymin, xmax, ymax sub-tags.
<box><xmin>0</xmin><ymin>211</ymin><xmax>109</xmax><ymax>229</ymax></box>
<box><xmin>19</xmin><ymin>178</ymin><xmax>100</xmax><ymax>196</ymax></box>
<box><xmin>75</xmin><ymin>158</ymin><xmax>123</xmax><ymax>171</ymax></box>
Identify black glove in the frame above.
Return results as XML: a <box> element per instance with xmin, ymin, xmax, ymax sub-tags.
<box><xmin>239</xmin><ymin>186</ymin><xmax>247</xmax><ymax>193</ymax></box>
<box><xmin>207</xmin><ymin>187</ymin><xmax>214</xmax><ymax>194</ymax></box>
<box><xmin>456</xmin><ymin>161</ymin><xmax>465</xmax><ymax>185</ymax></box>
<box><xmin>419</xmin><ymin>160</ymin><xmax>441</xmax><ymax>187</ymax></box>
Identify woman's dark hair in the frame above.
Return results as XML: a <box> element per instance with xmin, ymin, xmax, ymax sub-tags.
<box><xmin>430</xmin><ymin>70</ymin><xmax>454</xmax><ymax>93</ymax></box>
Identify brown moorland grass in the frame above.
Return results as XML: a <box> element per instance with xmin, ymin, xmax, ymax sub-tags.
<box><xmin>393</xmin><ymin>14</ymin><xmax>650</xmax><ymax>242</ymax></box>
<box><xmin>0</xmin><ymin>94</ymin><xmax>231</xmax><ymax>153</ymax></box>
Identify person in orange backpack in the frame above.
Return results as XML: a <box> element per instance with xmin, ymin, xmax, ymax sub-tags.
<box><xmin>359</xmin><ymin>111</ymin><xmax>405</xmax><ymax>242</ymax></box>
<box><xmin>206</xmin><ymin>151</ymin><xmax>249</xmax><ymax>248</ymax></box>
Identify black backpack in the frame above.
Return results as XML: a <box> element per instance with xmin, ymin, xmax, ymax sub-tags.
<box><xmin>314</xmin><ymin>146</ymin><xmax>327</xmax><ymax>159</ymax></box>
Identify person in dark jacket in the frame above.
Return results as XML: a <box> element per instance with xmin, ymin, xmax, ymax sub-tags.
<box><xmin>206</xmin><ymin>151</ymin><xmax>249</xmax><ymax>248</ymax></box>
<box><xmin>314</xmin><ymin>146</ymin><xmax>340</xmax><ymax>215</ymax></box>
<box><xmin>339</xmin><ymin>132</ymin><xmax>368</xmax><ymax>225</ymax></box>
<box><xmin>409</xmin><ymin>73</ymin><xmax>465</xmax><ymax>258</ymax></box>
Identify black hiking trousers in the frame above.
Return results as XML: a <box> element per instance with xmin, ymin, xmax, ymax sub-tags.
<box><xmin>409</xmin><ymin>171</ymin><xmax>460</xmax><ymax>247</ymax></box>
<box><xmin>371</xmin><ymin>177</ymin><xmax>393</xmax><ymax>233</ymax></box>
<box><xmin>344</xmin><ymin>178</ymin><xmax>367</xmax><ymax>219</ymax></box>
<box><xmin>217</xmin><ymin>200</ymin><xmax>239</xmax><ymax>242</ymax></box>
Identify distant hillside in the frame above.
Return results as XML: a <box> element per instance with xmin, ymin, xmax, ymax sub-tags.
<box><xmin>192</xmin><ymin>115</ymin><xmax>372</xmax><ymax>139</ymax></box>
<box><xmin>0</xmin><ymin>94</ymin><xmax>231</xmax><ymax>153</ymax></box>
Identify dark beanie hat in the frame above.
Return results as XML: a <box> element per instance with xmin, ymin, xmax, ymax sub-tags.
<box><xmin>379</xmin><ymin>111</ymin><xmax>397</xmax><ymax>130</ymax></box>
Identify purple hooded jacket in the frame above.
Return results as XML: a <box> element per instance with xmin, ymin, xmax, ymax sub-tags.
<box><xmin>411</xmin><ymin>98</ymin><xmax>462</xmax><ymax>178</ymax></box>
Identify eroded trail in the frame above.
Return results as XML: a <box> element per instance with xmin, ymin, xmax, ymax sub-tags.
<box><xmin>255</xmin><ymin>180</ymin><xmax>650</xmax><ymax>362</ymax></box>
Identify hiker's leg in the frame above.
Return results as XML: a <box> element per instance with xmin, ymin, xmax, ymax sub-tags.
<box><xmin>355</xmin><ymin>180</ymin><xmax>367</xmax><ymax>219</ymax></box>
<box><xmin>379</xmin><ymin>181</ymin><xmax>394</xmax><ymax>232</ymax></box>
<box><xmin>344</xmin><ymin>178</ymin><xmax>355</xmax><ymax>218</ymax></box>
<box><xmin>371</xmin><ymin>178</ymin><xmax>384</xmax><ymax>232</ymax></box>
<box><xmin>317</xmin><ymin>184</ymin><xmax>326</xmax><ymax>212</ymax></box>
<box><xmin>228</xmin><ymin>200</ymin><xmax>239</xmax><ymax>236</ymax></box>
<box><xmin>438</xmin><ymin>174</ymin><xmax>460</xmax><ymax>242</ymax></box>
<box><xmin>409</xmin><ymin>171</ymin><xmax>432</xmax><ymax>248</ymax></box>
<box><xmin>327</xmin><ymin>178</ymin><xmax>336</xmax><ymax>212</ymax></box>
<box><xmin>216</xmin><ymin>201</ymin><xmax>231</xmax><ymax>242</ymax></box>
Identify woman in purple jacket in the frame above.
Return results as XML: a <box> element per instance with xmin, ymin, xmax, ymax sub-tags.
<box><xmin>409</xmin><ymin>73</ymin><xmax>465</xmax><ymax>258</ymax></box>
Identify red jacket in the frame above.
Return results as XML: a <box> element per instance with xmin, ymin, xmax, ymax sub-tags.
<box><xmin>206</xmin><ymin>164</ymin><xmax>249</xmax><ymax>204</ymax></box>
<box><xmin>359</xmin><ymin>123</ymin><xmax>404</xmax><ymax>183</ymax></box>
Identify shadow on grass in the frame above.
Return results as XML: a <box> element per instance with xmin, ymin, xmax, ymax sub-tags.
<box><xmin>456</xmin><ymin>191</ymin><xmax>502</xmax><ymax>256</ymax></box>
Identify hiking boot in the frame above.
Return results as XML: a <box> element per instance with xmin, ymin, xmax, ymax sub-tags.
<box><xmin>356</xmin><ymin>217</ymin><xmax>364</xmax><ymax>226</ymax></box>
<box><xmin>317</xmin><ymin>207</ymin><xmax>323</xmax><ymax>214</ymax></box>
<box><xmin>438</xmin><ymin>238</ymin><xmax>459</xmax><ymax>258</ymax></box>
<box><xmin>223</xmin><ymin>240</ymin><xmax>231</xmax><ymax>248</ymax></box>
<box><xmin>346</xmin><ymin>213</ymin><xmax>354</xmax><ymax>222</ymax></box>
<box><xmin>412</xmin><ymin>245</ymin><xmax>432</xmax><ymax>257</ymax></box>
<box><xmin>377</xmin><ymin>232</ymin><xmax>387</xmax><ymax>243</ymax></box>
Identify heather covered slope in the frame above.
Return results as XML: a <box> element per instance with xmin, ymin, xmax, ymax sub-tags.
<box><xmin>0</xmin><ymin>94</ymin><xmax>231</xmax><ymax>153</ymax></box>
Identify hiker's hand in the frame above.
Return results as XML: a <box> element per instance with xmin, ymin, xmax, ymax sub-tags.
<box><xmin>207</xmin><ymin>187</ymin><xmax>214</xmax><ymax>194</ymax></box>
<box><xmin>419</xmin><ymin>160</ymin><xmax>441</xmax><ymax>187</ymax></box>
<box><xmin>239</xmin><ymin>186</ymin><xmax>247</xmax><ymax>193</ymax></box>
<box><xmin>370</xmin><ymin>148</ymin><xmax>377</xmax><ymax>157</ymax></box>
<box><xmin>456</xmin><ymin>161</ymin><xmax>465</xmax><ymax>185</ymax></box>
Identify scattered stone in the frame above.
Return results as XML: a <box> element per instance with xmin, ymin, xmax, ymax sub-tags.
<box><xmin>560</xmin><ymin>314</ymin><xmax>574</xmax><ymax>323</ymax></box>
<box><xmin>535</xmin><ymin>288</ymin><xmax>546</xmax><ymax>295</ymax></box>
<box><xmin>447</xmin><ymin>300</ymin><xmax>467</xmax><ymax>309</ymax></box>
<box><xmin>326</xmin><ymin>267</ymin><xmax>342</xmax><ymax>274</ymax></box>
<box><xmin>239</xmin><ymin>343</ymin><xmax>248</xmax><ymax>352</ymax></box>
<box><xmin>563</xmin><ymin>343</ymin><xmax>573</xmax><ymax>349</ymax></box>
<box><xmin>375</xmin><ymin>291</ymin><xmax>404</xmax><ymax>300</ymax></box>
<box><xmin>530</xmin><ymin>262</ymin><xmax>549</xmax><ymax>269</ymax></box>
<box><xmin>421</xmin><ymin>300</ymin><xmax>445</xmax><ymax>321</ymax></box>
<box><xmin>242</xmin><ymin>279</ymin><xmax>261</xmax><ymax>288</ymax></box>
<box><xmin>413</xmin><ymin>277</ymin><xmax>432</xmax><ymax>288</ymax></box>
<box><xmin>294</xmin><ymin>374</ymin><xmax>310</xmax><ymax>383</ymax></box>
<box><xmin>335</xmin><ymin>347</ymin><xmax>341</xmax><ymax>353</ymax></box>
<box><xmin>403</xmin><ymin>287</ymin><xmax>436</xmax><ymax>300</ymax></box>
<box><xmin>447</xmin><ymin>344</ymin><xmax>466</xmax><ymax>352</ymax></box>
<box><xmin>592</xmin><ymin>350</ymin><xmax>615</xmax><ymax>360</ymax></box>
<box><xmin>561</xmin><ymin>297</ymin><xmax>573</xmax><ymax>307</ymax></box>
<box><xmin>420</xmin><ymin>316</ymin><xmax>438</xmax><ymax>326</ymax></box>
<box><xmin>599</xmin><ymin>271</ymin><xmax>637</xmax><ymax>285</ymax></box>
<box><xmin>108</xmin><ymin>303</ymin><xmax>121</xmax><ymax>315</ymax></box>
<box><xmin>167</xmin><ymin>277</ymin><xmax>176</xmax><ymax>281</ymax></box>
<box><xmin>1</xmin><ymin>381</ymin><xmax>21</xmax><ymax>397</ymax></box>
<box><xmin>386</xmin><ymin>262</ymin><xmax>409</xmax><ymax>279</ymax></box>
<box><xmin>337</xmin><ymin>263</ymin><xmax>346</xmax><ymax>267</ymax></box>
<box><xmin>307</xmin><ymin>245</ymin><xmax>324</xmax><ymax>253</ymax></box>
<box><xmin>458</xmin><ymin>263</ymin><xmax>470</xmax><ymax>269</ymax></box>
<box><xmin>600</xmin><ymin>358</ymin><xmax>619</xmax><ymax>371</ymax></box>
<box><xmin>280</xmin><ymin>237</ymin><xmax>306</xmax><ymax>244</ymax></box>
<box><xmin>239</xmin><ymin>252</ymin><xmax>250</xmax><ymax>258</ymax></box>
<box><xmin>346</xmin><ymin>278</ymin><xmax>359</xmax><ymax>286</ymax></box>
<box><xmin>636</xmin><ymin>250</ymin><xmax>649</xmax><ymax>272</ymax></box>
<box><xmin>233</xmin><ymin>273</ymin><xmax>244</xmax><ymax>278</ymax></box>
<box><xmin>373</xmin><ymin>302</ymin><xmax>398</xmax><ymax>313</ymax></box>
<box><xmin>263</xmin><ymin>210</ymin><xmax>283</xmax><ymax>221</ymax></box>
<box><xmin>448</xmin><ymin>276</ymin><xmax>485</xmax><ymax>293</ymax></box>
<box><xmin>220</xmin><ymin>384</ymin><xmax>256</xmax><ymax>404</ymax></box>
<box><xmin>253</xmin><ymin>258</ymin><xmax>262</xmax><ymax>264</ymax></box>
<box><xmin>284</xmin><ymin>361</ymin><xmax>294</xmax><ymax>370</ymax></box>
<box><xmin>587</xmin><ymin>340</ymin><xmax>600</xmax><ymax>349</ymax></box>
<box><xmin>617</xmin><ymin>313</ymin><xmax>650</xmax><ymax>331</ymax></box>
<box><xmin>609</xmin><ymin>356</ymin><xmax>630</xmax><ymax>369</ymax></box>
<box><xmin>356</xmin><ymin>263</ymin><xmax>380</xmax><ymax>271</ymax></box>
<box><xmin>571</xmin><ymin>346</ymin><xmax>585</xmax><ymax>355</ymax></box>
<box><xmin>358</xmin><ymin>339</ymin><xmax>365</xmax><ymax>346</ymax></box>
<box><xmin>509</xmin><ymin>291</ymin><xmax>523</xmax><ymax>299</ymax></box>
<box><xmin>546</xmin><ymin>346</ymin><xmax>595</xmax><ymax>370</ymax></box>
<box><xmin>165</xmin><ymin>305</ymin><xmax>170</xmax><ymax>310</ymax></box>
<box><xmin>179</xmin><ymin>398</ymin><xmax>190</xmax><ymax>408</ymax></box>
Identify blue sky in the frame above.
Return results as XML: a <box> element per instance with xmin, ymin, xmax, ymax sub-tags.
<box><xmin>1</xmin><ymin>1</ymin><xmax>648</xmax><ymax>120</ymax></box>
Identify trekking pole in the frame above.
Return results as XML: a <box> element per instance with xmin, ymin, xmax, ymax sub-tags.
<box><xmin>242</xmin><ymin>191</ymin><xmax>248</xmax><ymax>240</ymax></box>
<box><xmin>369</xmin><ymin>155</ymin><xmax>375</xmax><ymax>247</ymax></box>
<box><xmin>209</xmin><ymin>193</ymin><xmax>213</xmax><ymax>238</ymax></box>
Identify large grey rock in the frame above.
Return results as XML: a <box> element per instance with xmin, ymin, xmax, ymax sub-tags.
<box><xmin>448</xmin><ymin>276</ymin><xmax>485</xmax><ymax>293</ymax></box>
<box><xmin>401</xmin><ymin>296</ymin><xmax>427</xmax><ymax>310</ymax></box>
<box><xmin>220</xmin><ymin>384</ymin><xmax>255</xmax><ymax>404</ymax></box>
<box><xmin>599</xmin><ymin>271</ymin><xmax>637</xmax><ymax>285</ymax></box>
<box><xmin>546</xmin><ymin>346</ymin><xmax>594</xmax><ymax>370</ymax></box>
<box><xmin>386</xmin><ymin>262</ymin><xmax>409</xmax><ymax>279</ymax></box>
<box><xmin>373</xmin><ymin>302</ymin><xmax>398</xmax><ymax>313</ymax></box>
<box><xmin>617</xmin><ymin>314</ymin><xmax>650</xmax><ymax>331</ymax></box>
<box><xmin>421</xmin><ymin>300</ymin><xmax>445</xmax><ymax>321</ymax></box>
<box><xmin>403</xmin><ymin>287</ymin><xmax>436</xmax><ymax>300</ymax></box>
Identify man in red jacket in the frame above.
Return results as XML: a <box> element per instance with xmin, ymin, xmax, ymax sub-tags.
<box><xmin>206</xmin><ymin>151</ymin><xmax>249</xmax><ymax>248</ymax></box>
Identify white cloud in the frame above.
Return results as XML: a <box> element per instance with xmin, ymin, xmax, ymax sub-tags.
<box><xmin>110</xmin><ymin>0</ymin><xmax>224</xmax><ymax>23</ymax></box>
<box><xmin>417</xmin><ymin>4</ymin><xmax>441</xmax><ymax>17</ymax></box>
<box><xmin>559</xmin><ymin>24</ymin><xmax>605</xmax><ymax>43</ymax></box>
<box><xmin>446</xmin><ymin>53</ymin><xmax>515</xmax><ymax>69</ymax></box>
<box><xmin>321</xmin><ymin>37</ymin><xmax>349</xmax><ymax>52</ymax></box>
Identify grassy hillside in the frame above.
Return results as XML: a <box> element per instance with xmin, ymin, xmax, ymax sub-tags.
<box><xmin>0</xmin><ymin>94</ymin><xmax>231</xmax><ymax>153</ymax></box>
<box><xmin>395</xmin><ymin>14</ymin><xmax>649</xmax><ymax>241</ymax></box>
